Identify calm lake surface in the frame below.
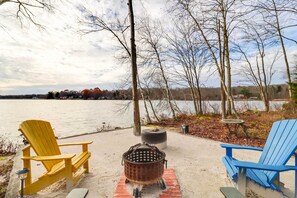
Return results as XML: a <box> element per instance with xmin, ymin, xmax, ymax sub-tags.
<box><xmin>0</xmin><ymin>100</ymin><xmax>286</xmax><ymax>140</ymax></box>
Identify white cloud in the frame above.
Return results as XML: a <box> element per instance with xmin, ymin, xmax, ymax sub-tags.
<box><xmin>0</xmin><ymin>0</ymin><xmax>137</xmax><ymax>94</ymax></box>
<box><xmin>0</xmin><ymin>0</ymin><xmax>296</xmax><ymax>95</ymax></box>
<box><xmin>0</xmin><ymin>0</ymin><xmax>172</xmax><ymax>95</ymax></box>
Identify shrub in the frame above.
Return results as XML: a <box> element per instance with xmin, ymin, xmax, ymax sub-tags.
<box><xmin>282</xmin><ymin>101</ymin><xmax>297</xmax><ymax>119</ymax></box>
<box><xmin>0</xmin><ymin>135</ymin><xmax>18</xmax><ymax>155</ymax></box>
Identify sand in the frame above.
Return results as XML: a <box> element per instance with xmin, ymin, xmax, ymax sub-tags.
<box><xmin>6</xmin><ymin>127</ymin><xmax>295</xmax><ymax>198</ymax></box>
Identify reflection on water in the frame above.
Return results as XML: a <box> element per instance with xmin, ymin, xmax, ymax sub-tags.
<box><xmin>0</xmin><ymin>100</ymin><xmax>286</xmax><ymax>139</ymax></box>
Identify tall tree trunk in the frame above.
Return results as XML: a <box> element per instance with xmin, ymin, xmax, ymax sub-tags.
<box><xmin>189</xmin><ymin>68</ymin><xmax>199</xmax><ymax>115</ymax></box>
<box><xmin>272</xmin><ymin>0</ymin><xmax>292</xmax><ymax>98</ymax></box>
<box><xmin>128</xmin><ymin>0</ymin><xmax>141</xmax><ymax>136</ymax></box>
<box><xmin>154</xmin><ymin>46</ymin><xmax>176</xmax><ymax>119</ymax></box>
<box><xmin>193</xmin><ymin>68</ymin><xmax>203</xmax><ymax>114</ymax></box>
<box><xmin>217</xmin><ymin>19</ymin><xmax>226</xmax><ymax>118</ymax></box>
<box><xmin>224</xmin><ymin>34</ymin><xmax>232</xmax><ymax>115</ymax></box>
<box><xmin>147</xmin><ymin>94</ymin><xmax>160</xmax><ymax>122</ymax></box>
<box><xmin>184</xmin><ymin>4</ymin><xmax>239</xmax><ymax>118</ymax></box>
<box><xmin>264</xmin><ymin>94</ymin><xmax>269</xmax><ymax>112</ymax></box>
<box><xmin>142</xmin><ymin>95</ymin><xmax>152</xmax><ymax>123</ymax></box>
<box><xmin>185</xmin><ymin>65</ymin><xmax>199</xmax><ymax>115</ymax></box>
<box><xmin>138</xmin><ymin>76</ymin><xmax>152</xmax><ymax>124</ymax></box>
<box><xmin>256</xmin><ymin>55</ymin><xmax>270</xmax><ymax>112</ymax></box>
<box><xmin>196</xmin><ymin>85</ymin><xmax>203</xmax><ymax>114</ymax></box>
<box><xmin>190</xmin><ymin>86</ymin><xmax>199</xmax><ymax>115</ymax></box>
<box><xmin>221</xmin><ymin>4</ymin><xmax>232</xmax><ymax>116</ymax></box>
<box><xmin>260</xmin><ymin>54</ymin><xmax>270</xmax><ymax>112</ymax></box>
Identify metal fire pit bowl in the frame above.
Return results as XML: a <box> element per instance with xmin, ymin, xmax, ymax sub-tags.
<box><xmin>122</xmin><ymin>143</ymin><xmax>167</xmax><ymax>185</ymax></box>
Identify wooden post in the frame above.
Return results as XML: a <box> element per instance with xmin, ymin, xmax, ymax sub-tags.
<box><xmin>22</xmin><ymin>146</ymin><xmax>32</xmax><ymax>186</ymax></box>
<box><xmin>237</xmin><ymin>167</ymin><xmax>246</xmax><ymax>196</ymax></box>
<box><xmin>82</xmin><ymin>144</ymin><xmax>89</xmax><ymax>173</ymax></box>
<box><xmin>65</xmin><ymin>159</ymin><xmax>73</xmax><ymax>192</ymax></box>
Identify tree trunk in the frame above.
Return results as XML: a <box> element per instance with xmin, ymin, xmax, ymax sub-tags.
<box><xmin>128</xmin><ymin>0</ymin><xmax>141</xmax><ymax>136</ymax></box>
<box><xmin>138</xmin><ymin>77</ymin><xmax>152</xmax><ymax>124</ymax></box>
<box><xmin>256</xmin><ymin>55</ymin><xmax>270</xmax><ymax>112</ymax></box>
<box><xmin>220</xmin><ymin>85</ymin><xmax>226</xmax><ymax>118</ymax></box>
<box><xmin>184</xmin><ymin>4</ymin><xmax>239</xmax><ymax>118</ymax></box>
<box><xmin>217</xmin><ymin>19</ymin><xmax>226</xmax><ymax>118</ymax></box>
<box><xmin>193</xmin><ymin>68</ymin><xmax>203</xmax><ymax>114</ymax></box>
<box><xmin>272</xmin><ymin>0</ymin><xmax>292</xmax><ymax>98</ymax></box>
<box><xmin>222</xmin><ymin>5</ymin><xmax>232</xmax><ymax>116</ymax></box>
<box><xmin>154</xmin><ymin>46</ymin><xmax>176</xmax><ymax>119</ymax></box>
<box><xmin>190</xmin><ymin>86</ymin><xmax>199</xmax><ymax>115</ymax></box>
<box><xmin>147</xmin><ymin>94</ymin><xmax>160</xmax><ymax>122</ymax></box>
<box><xmin>260</xmin><ymin>54</ymin><xmax>270</xmax><ymax>112</ymax></box>
<box><xmin>225</xmin><ymin>37</ymin><xmax>232</xmax><ymax>115</ymax></box>
<box><xmin>142</xmin><ymin>97</ymin><xmax>152</xmax><ymax>124</ymax></box>
<box><xmin>196</xmin><ymin>84</ymin><xmax>203</xmax><ymax>115</ymax></box>
<box><xmin>186</xmin><ymin>66</ymin><xmax>199</xmax><ymax>115</ymax></box>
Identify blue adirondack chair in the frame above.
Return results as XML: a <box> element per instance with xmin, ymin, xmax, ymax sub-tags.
<box><xmin>221</xmin><ymin>119</ymin><xmax>297</xmax><ymax>197</ymax></box>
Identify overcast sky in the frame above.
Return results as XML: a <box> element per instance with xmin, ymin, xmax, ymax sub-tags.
<box><xmin>0</xmin><ymin>0</ymin><xmax>296</xmax><ymax>95</ymax></box>
<box><xmin>0</xmin><ymin>0</ymin><xmax>164</xmax><ymax>95</ymax></box>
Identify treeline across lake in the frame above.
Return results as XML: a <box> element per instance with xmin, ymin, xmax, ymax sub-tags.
<box><xmin>154</xmin><ymin>84</ymin><xmax>289</xmax><ymax>101</ymax></box>
<box><xmin>0</xmin><ymin>84</ymin><xmax>289</xmax><ymax>101</ymax></box>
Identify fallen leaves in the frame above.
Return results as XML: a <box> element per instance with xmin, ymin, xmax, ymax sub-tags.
<box><xmin>152</xmin><ymin>111</ymin><xmax>285</xmax><ymax>148</ymax></box>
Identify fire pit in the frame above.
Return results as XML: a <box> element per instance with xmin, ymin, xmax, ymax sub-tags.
<box><xmin>122</xmin><ymin>143</ymin><xmax>167</xmax><ymax>197</ymax></box>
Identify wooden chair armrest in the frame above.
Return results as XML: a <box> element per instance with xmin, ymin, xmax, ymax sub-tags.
<box><xmin>58</xmin><ymin>141</ymin><xmax>93</xmax><ymax>147</ymax></box>
<box><xmin>22</xmin><ymin>145</ymin><xmax>31</xmax><ymax>152</ymax></box>
<box><xmin>22</xmin><ymin>154</ymin><xmax>76</xmax><ymax>161</ymax></box>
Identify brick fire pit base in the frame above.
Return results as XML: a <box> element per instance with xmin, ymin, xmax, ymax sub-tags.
<box><xmin>113</xmin><ymin>168</ymin><xmax>181</xmax><ymax>198</ymax></box>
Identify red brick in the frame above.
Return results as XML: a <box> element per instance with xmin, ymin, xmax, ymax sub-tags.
<box><xmin>113</xmin><ymin>168</ymin><xmax>181</xmax><ymax>198</ymax></box>
<box><xmin>160</xmin><ymin>195</ymin><xmax>182</xmax><ymax>198</ymax></box>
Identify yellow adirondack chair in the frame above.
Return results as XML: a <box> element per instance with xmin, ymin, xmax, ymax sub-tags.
<box><xmin>19</xmin><ymin>120</ymin><xmax>92</xmax><ymax>194</ymax></box>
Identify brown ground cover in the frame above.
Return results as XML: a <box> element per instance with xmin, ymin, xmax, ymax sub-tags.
<box><xmin>0</xmin><ymin>156</ymin><xmax>14</xmax><ymax>198</ymax></box>
<box><xmin>152</xmin><ymin>110</ymin><xmax>286</xmax><ymax>148</ymax></box>
<box><xmin>0</xmin><ymin>136</ymin><xmax>18</xmax><ymax>198</ymax></box>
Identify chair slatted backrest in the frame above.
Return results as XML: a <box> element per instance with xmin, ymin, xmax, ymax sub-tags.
<box><xmin>259</xmin><ymin>119</ymin><xmax>297</xmax><ymax>183</ymax></box>
<box><xmin>19</xmin><ymin>120</ymin><xmax>61</xmax><ymax>171</ymax></box>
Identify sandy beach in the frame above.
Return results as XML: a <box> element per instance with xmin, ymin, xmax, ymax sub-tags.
<box><xmin>6</xmin><ymin>127</ymin><xmax>295</xmax><ymax>198</ymax></box>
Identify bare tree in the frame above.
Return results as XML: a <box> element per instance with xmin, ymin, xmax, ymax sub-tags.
<box><xmin>0</xmin><ymin>0</ymin><xmax>52</xmax><ymax>26</ymax></box>
<box><xmin>138</xmin><ymin>71</ymin><xmax>161</xmax><ymax>122</ymax></box>
<box><xmin>138</xmin><ymin>18</ymin><xmax>178</xmax><ymax>119</ymax></box>
<box><xmin>166</xmin><ymin>19</ymin><xmax>208</xmax><ymax>115</ymax></box>
<box><xmin>235</xmin><ymin>21</ymin><xmax>278</xmax><ymax>111</ymax></box>
<box><xmin>172</xmin><ymin>0</ymin><xmax>241</xmax><ymax>118</ymax></box>
<box><xmin>136</xmin><ymin>47</ymin><xmax>160</xmax><ymax>123</ymax></box>
<box><xmin>79</xmin><ymin>2</ymin><xmax>141</xmax><ymax>135</ymax></box>
<box><xmin>248</xmin><ymin>0</ymin><xmax>297</xmax><ymax>97</ymax></box>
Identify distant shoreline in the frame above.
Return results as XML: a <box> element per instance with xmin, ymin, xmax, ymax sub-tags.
<box><xmin>0</xmin><ymin>84</ymin><xmax>289</xmax><ymax>101</ymax></box>
<box><xmin>0</xmin><ymin>98</ymin><xmax>290</xmax><ymax>101</ymax></box>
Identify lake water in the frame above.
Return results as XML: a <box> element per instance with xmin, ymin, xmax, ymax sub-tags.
<box><xmin>0</xmin><ymin>100</ymin><xmax>286</xmax><ymax>140</ymax></box>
